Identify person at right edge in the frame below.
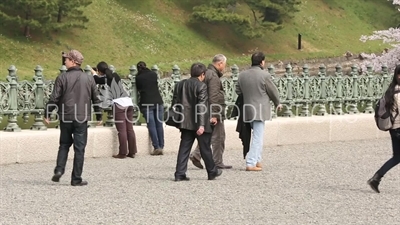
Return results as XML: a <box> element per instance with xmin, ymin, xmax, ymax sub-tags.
<box><xmin>173</xmin><ymin>62</ymin><xmax>223</xmax><ymax>181</ymax></box>
<box><xmin>235</xmin><ymin>52</ymin><xmax>282</xmax><ymax>171</ymax></box>
<box><xmin>189</xmin><ymin>54</ymin><xmax>232</xmax><ymax>170</ymax></box>
<box><xmin>367</xmin><ymin>65</ymin><xmax>400</xmax><ymax>193</ymax></box>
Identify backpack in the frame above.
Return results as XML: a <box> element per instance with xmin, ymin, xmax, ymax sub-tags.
<box><xmin>374</xmin><ymin>90</ymin><xmax>400</xmax><ymax>131</ymax></box>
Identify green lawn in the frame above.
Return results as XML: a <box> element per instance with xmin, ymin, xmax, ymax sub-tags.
<box><xmin>0</xmin><ymin>0</ymin><xmax>396</xmax><ymax>80</ymax></box>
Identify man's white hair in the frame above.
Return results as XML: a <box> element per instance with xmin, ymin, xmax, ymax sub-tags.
<box><xmin>212</xmin><ymin>54</ymin><xmax>227</xmax><ymax>63</ymax></box>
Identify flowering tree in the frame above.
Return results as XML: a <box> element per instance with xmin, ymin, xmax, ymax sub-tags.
<box><xmin>360</xmin><ymin>0</ymin><xmax>400</xmax><ymax>72</ymax></box>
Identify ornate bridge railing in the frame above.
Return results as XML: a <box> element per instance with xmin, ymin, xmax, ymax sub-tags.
<box><xmin>0</xmin><ymin>63</ymin><xmax>393</xmax><ymax>131</ymax></box>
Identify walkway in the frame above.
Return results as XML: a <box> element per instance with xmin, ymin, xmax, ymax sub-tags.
<box><xmin>0</xmin><ymin>138</ymin><xmax>398</xmax><ymax>224</ymax></box>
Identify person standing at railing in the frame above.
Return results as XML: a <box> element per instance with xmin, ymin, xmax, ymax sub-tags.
<box><xmin>235</xmin><ymin>52</ymin><xmax>282</xmax><ymax>171</ymax></box>
<box><xmin>367</xmin><ymin>65</ymin><xmax>400</xmax><ymax>193</ymax></box>
<box><xmin>135</xmin><ymin>61</ymin><xmax>165</xmax><ymax>156</ymax></box>
<box><xmin>44</xmin><ymin>49</ymin><xmax>103</xmax><ymax>186</ymax></box>
<box><xmin>91</xmin><ymin>61</ymin><xmax>138</xmax><ymax>159</ymax></box>
<box><xmin>189</xmin><ymin>54</ymin><xmax>232</xmax><ymax>170</ymax></box>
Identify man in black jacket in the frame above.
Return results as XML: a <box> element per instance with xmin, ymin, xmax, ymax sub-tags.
<box><xmin>173</xmin><ymin>63</ymin><xmax>222</xmax><ymax>181</ymax></box>
<box><xmin>44</xmin><ymin>49</ymin><xmax>103</xmax><ymax>186</ymax></box>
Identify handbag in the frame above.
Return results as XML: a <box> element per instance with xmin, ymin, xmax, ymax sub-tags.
<box><xmin>165</xmin><ymin>106</ymin><xmax>183</xmax><ymax>128</ymax></box>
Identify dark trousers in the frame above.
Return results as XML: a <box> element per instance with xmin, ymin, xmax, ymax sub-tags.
<box><xmin>114</xmin><ymin>105</ymin><xmax>138</xmax><ymax>155</ymax></box>
<box><xmin>377</xmin><ymin>129</ymin><xmax>400</xmax><ymax>176</ymax></box>
<box><xmin>175</xmin><ymin>129</ymin><xmax>218</xmax><ymax>178</ymax></box>
<box><xmin>140</xmin><ymin>104</ymin><xmax>164</xmax><ymax>149</ymax></box>
<box><xmin>191</xmin><ymin>120</ymin><xmax>226</xmax><ymax>166</ymax></box>
<box><xmin>55</xmin><ymin>121</ymin><xmax>88</xmax><ymax>184</ymax></box>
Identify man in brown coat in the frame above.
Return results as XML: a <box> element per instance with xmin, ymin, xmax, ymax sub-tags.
<box><xmin>189</xmin><ymin>54</ymin><xmax>232</xmax><ymax>169</ymax></box>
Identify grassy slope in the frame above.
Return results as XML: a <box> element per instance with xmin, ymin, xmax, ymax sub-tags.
<box><xmin>0</xmin><ymin>0</ymin><xmax>396</xmax><ymax>80</ymax></box>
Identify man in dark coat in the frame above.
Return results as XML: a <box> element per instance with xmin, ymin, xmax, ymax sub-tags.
<box><xmin>44</xmin><ymin>49</ymin><xmax>103</xmax><ymax>186</ymax></box>
<box><xmin>173</xmin><ymin>63</ymin><xmax>223</xmax><ymax>181</ymax></box>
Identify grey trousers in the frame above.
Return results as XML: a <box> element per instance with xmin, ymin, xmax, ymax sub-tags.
<box><xmin>190</xmin><ymin>120</ymin><xmax>226</xmax><ymax>166</ymax></box>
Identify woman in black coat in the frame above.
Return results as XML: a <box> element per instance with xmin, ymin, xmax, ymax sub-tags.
<box><xmin>135</xmin><ymin>61</ymin><xmax>165</xmax><ymax>155</ymax></box>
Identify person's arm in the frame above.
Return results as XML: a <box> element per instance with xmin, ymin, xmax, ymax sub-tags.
<box><xmin>197</xmin><ymin>83</ymin><xmax>208</xmax><ymax>129</ymax></box>
<box><xmin>264</xmin><ymin>73</ymin><xmax>280</xmax><ymax>106</ymax></box>
<box><xmin>93</xmin><ymin>75</ymin><xmax>106</xmax><ymax>85</ymax></box>
<box><xmin>44</xmin><ymin>76</ymin><xmax>63</xmax><ymax>119</ymax></box>
<box><xmin>207</xmin><ymin>73</ymin><xmax>222</xmax><ymax>119</ymax></box>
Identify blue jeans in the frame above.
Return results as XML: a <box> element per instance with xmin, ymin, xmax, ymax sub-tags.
<box><xmin>246</xmin><ymin>120</ymin><xmax>265</xmax><ymax>167</ymax></box>
<box><xmin>140</xmin><ymin>104</ymin><xmax>164</xmax><ymax>149</ymax></box>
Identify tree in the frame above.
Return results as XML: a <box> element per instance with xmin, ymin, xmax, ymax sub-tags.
<box><xmin>0</xmin><ymin>0</ymin><xmax>57</xmax><ymax>37</ymax></box>
<box><xmin>0</xmin><ymin>0</ymin><xmax>92</xmax><ymax>37</ymax></box>
<box><xmin>360</xmin><ymin>0</ymin><xmax>400</xmax><ymax>72</ymax></box>
<box><xmin>190</xmin><ymin>0</ymin><xmax>301</xmax><ymax>39</ymax></box>
<box><xmin>53</xmin><ymin>0</ymin><xmax>92</xmax><ymax>29</ymax></box>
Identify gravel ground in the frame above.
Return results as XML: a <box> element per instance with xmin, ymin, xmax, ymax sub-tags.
<box><xmin>0</xmin><ymin>138</ymin><xmax>398</xmax><ymax>225</ymax></box>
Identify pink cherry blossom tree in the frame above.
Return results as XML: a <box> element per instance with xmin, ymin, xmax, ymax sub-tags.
<box><xmin>360</xmin><ymin>0</ymin><xmax>400</xmax><ymax>72</ymax></box>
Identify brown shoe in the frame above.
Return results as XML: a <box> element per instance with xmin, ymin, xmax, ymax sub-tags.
<box><xmin>150</xmin><ymin>149</ymin><xmax>157</xmax><ymax>155</ymax></box>
<box><xmin>127</xmin><ymin>153</ymin><xmax>135</xmax><ymax>158</ymax></box>
<box><xmin>155</xmin><ymin>148</ymin><xmax>164</xmax><ymax>155</ymax></box>
<box><xmin>189</xmin><ymin>155</ymin><xmax>204</xmax><ymax>169</ymax></box>
<box><xmin>246</xmin><ymin>166</ymin><xmax>262</xmax><ymax>171</ymax></box>
<box><xmin>256</xmin><ymin>162</ymin><xmax>262</xmax><ymax>168</ymax></box>
<box><xmin>217</xmin><ymin>165</ymin><xmax>233</xmax><ymax>169</ymax></box>
<box><xmin>112</xmin><ymin>154</ymin><xmax>126</xmax><ymax>159</ymax></box>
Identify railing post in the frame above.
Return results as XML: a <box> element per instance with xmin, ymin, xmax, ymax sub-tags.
<box><xmin>268</xmin><ymin>64</ymin><xmax>277</xmax><ymax>118</ymax></box>
<box><xmin>364</xmin><ymin>64</ymin><xmax>374</xmax><ymax>113</ymax></box>
<box><xmin>109</xmin><ymin>65</ymin><xmax>116</xmax><ymax>73</ymax></box>
<box><xmin>129</xmin><ymin>65</ymin><xmax>140</xmax><ymax>125</ymax></box>
<box><xmin>282</xmin><ymin>64</ymin><xmax>293</xmax><ymax>117</ymax></box>
<box><xmin>334</xmin><ymin>64</ymin><xmax>344</xmax><ymax>115</ymax></box>
<box><xmin>84</xmin><ymin>65</ymin><xmax>99</xmax><ymax>128</ymax></box>
<box><xmin>151</xmin><ymin>65</ymin><xmax>160</xmax><ymax>79</ymax></box>
<box><xmin>4</xmin><ymin>65</ymin><xmax>21</xmax><ymax>132</ymax></box>
<box><xmin>381</xmin><ymin>64</ymin><xmax>390</xmax><ymax>92</ymax></box>
<box><xmin>316</xmin><ymin>64</ymin><xmax>327</xmax><ymax>116</ymax></box>
<box><xmin>231</xmin><ymin>64</ymin><xmax>239</xmax><ymax>102</ymax></box>
<box><xmin>172</xmin><ymin>65</ymin><xmax>181</xmax><ymax>87</ymax></box>
<box><xmin>59</xmin><ymin>65</ymin><xmax>67</xmax><ymax>74</ymax></box>
<box><xmin>31</xmin><ymin>65</ymin><xmax>47</xmax><ymax>130</ymax></box>
<box><xmin>348</xmin><ymin>64</ymin><xmax>359</xmax><ymax>114</ymax></box>
<box><xmin>300</xmin><ymin>64</ymin><xmax>310</xmax><ymax>116</ymax></box>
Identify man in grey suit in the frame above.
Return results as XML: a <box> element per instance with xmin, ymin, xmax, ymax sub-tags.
<box><xmin>235</xmin><ymin>52</ymin><xmax>282</xmax><ymax>171</ymax></box>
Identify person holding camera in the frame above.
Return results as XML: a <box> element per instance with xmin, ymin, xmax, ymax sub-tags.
<box><xmin>91</xmin><ymin>61</ymin><xmax>138</xmax><ymax>159</ymax></box>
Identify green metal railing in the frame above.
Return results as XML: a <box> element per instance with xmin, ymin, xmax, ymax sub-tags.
<box><xmin>0</xmin><ymin>63</ymin><xmax>393</xmax><ymax>131</ymax></box>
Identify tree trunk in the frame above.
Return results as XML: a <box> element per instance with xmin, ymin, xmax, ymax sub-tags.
<box><xmin>57</xmin><ymin>7</ymin><xmax>62</xmax><ymax>23</ymax></box>
<box><xmin>24</xmin><ymin>11</ymin><xmax>31</xmax><ymax>37</ymax></box>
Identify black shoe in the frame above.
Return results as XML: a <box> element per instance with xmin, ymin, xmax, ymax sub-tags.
<box><xmin>208</xmin><ymin>169</ymin><xmax>223</xmax><ymax>180</ymax></box>
<box><xmin>51</xmin><ymin>172</ymin><xmax>62</xmax><ymax>182</ymax></box>
<box><xmin>175</xmin><ymin>176</ymin><xmax>190</xmax><ymax>182</ymax></box>
<box><xmin>367</xmin><ymin>173</ymin><xmax>382</xmax><ymax>193</ymax></box>
<box><xmin>71</xmin><ymin>180</ymin><xmax>88</xmax><ymax>186</ymax></box>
